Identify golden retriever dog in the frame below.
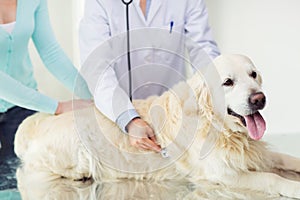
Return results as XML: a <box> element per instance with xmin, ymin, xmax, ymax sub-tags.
<box><xmin>15</xmin><ymin>54</ymin><xmax>300</xmax><ymax>199</ymax></box>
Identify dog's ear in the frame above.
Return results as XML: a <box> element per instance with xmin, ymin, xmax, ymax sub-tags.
<box><xmin>186</xmin><ymin>72</ymin><xmax>214</xmax><ymax>120</ymax></box>
<box><xmin>197</xmin><ymin>82</ymin><xmax>213</xmax><ymax>119</ymax></box>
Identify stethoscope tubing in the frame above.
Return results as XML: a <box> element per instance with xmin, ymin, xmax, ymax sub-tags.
<box><xmin>122</xmin><ymin>0</ymin><xmax>133</xmax><ymax>101</ymax></box>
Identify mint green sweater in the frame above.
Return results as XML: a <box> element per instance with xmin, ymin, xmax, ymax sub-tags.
<box><xmin>0</xmin><ymin>0</ymin><xmax>91</xmax><ymax>114</ymax></box>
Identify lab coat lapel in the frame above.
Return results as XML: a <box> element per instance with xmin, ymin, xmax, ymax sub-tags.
<box><xmin>133</xmin><ymin>0</ymin><xmax>162</xmax><ymax>26</ymax></box>
<box><xmin>146</xmin><ymin>0</ymin><xmax>162</xmax><ymax>24</ymax></box>
<box><xmin>133</xmin><ymin>0</ymin><xmax>147</xmax><ymax>25</ymax></box>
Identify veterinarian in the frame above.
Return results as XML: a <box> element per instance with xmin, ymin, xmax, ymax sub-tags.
<box><xmin>79</xmin><ymin>0</ymin><xmax>220</xmax><ymax>152</ymax></box>
<box><xmin>0</xmin><ymin>0</ymin><xmax>92</xmax><ymax>158</ymax></box>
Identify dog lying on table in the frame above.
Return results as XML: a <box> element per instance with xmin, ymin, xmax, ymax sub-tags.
<box><xmin>15</xmin><ymin>54</ymin><xmax>300</xmax><ymax>199</ymax></box>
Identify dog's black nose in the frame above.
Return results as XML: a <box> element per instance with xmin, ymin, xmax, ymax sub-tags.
<box><xmin>249</xmin><ymin>92</ymin><xmax>266</xmax><ymax>110</ymax></box>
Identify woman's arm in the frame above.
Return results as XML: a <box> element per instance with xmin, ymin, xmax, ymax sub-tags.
<box><xmin>0</xmin><ymin>71</ymin><xmax>58</xmax><ymax>113</ymax></box>
<box><xmin>31</xmin><ymin>0</ymin><xmax>91</xmax><ymax>100</ymax></box>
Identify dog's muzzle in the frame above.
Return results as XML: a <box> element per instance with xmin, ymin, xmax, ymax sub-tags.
<box><xmin>227</xmin><ymin>92</ymin><xmax>267</xmax><ymax>141</ymax></box>
<box><xmin>248</xmin><ymin>92</ymin><xmax>266</xmax><ymax>111</ymax></box>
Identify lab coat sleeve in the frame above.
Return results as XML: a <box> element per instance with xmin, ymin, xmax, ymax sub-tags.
<box><xmin>79</xmin><ymin>0</ymin><xmax>139</xmax><ymax>131</ymax></box>
<box><xmin>185</xmin><ymin>0</ymin><xmax>220</xmax><ymax>63</ymax></box>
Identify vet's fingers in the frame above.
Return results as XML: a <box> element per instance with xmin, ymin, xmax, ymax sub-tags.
<box><xmin>141</xmin><ymin>138</ymin><xmax>161</xmax><ymax>152</ymax></box>
<box><xmin>149</xmin><ymin>135</ymin><xmax>162</xmax><ymax>151</ymax></box>
<box><xmin>145</xmin><ymin>127</ymin><xmax>161</xmax><ymax>147</ymax></box>
<box><xmin>138</xmin><ymin>143</ymin><xmax>152</xmax><ymax>151</ymax></box>
<box><xmin>133</xmin><ymin>139</ymin><xmax>151</xmax><ymax>151</ymax></box>
<box><xmin>149</xmin><ymin>134</ymin><xmax>159</xmax><ymax>145</ymax></box>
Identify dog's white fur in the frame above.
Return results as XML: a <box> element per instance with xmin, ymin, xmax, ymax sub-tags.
<box><xmin>15</xmin><ymin>54</ymin><xmax>300</xmax><ymax>199</ymax></box>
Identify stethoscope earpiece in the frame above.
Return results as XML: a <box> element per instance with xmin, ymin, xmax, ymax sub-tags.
<box><xmin>121</xmin><ymin>0</ymin><xmax>133</xmax><ymax>5</ymax></box>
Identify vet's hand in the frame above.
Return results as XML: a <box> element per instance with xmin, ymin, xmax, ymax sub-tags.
<box><xmin>126</xmin><ymin>118</ymin><xmax>161</xmax><ymax>152</ymax></box>
<box><xmin>55</xmin><ymin>99</ymin><xmax>93</xmax><ymax>115</ymax></box>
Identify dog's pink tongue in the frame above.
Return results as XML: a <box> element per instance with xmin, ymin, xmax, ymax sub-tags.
<box><xmin>245</xmin><ymin>112</ymin><xmax>266</xmax><ymax>140</ymax></box>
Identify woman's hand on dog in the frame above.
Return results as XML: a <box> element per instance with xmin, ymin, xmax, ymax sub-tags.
<box><xmin>55</xmin><ymin>99</ymin><xmax>93</xmax><ymax>115</ymax></box>
<box><xmin>126</xmin><ymin>118</ymin><xmax>161</xmax><ymax>152</ymax></box>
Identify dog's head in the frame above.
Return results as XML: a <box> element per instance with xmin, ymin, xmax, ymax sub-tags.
<box><xmin>214</xmin><ymin>54</ymin><xmax>266</xmax><ymax>140</ymax></box>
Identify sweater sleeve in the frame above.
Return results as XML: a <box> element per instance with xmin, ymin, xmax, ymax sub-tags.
<box><xmin>0</xmin><ymin>71</ymin><xmax>58</xmax><ymax>113</ymax></box>
<box><xmin>31</xmin><ymin>0</ymin><xmax>92</xmax><ymax>100</ymax></box>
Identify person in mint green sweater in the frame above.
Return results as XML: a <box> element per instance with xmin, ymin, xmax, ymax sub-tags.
<box><xmin>0</xmin><ymin>0</ymin><xmax>92</xmax><ymax>159</ymax></box>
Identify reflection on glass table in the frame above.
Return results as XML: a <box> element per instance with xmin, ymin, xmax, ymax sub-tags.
<box><xmin>0</xmin><ymin>134</ymin><xmax>299</xmax><ymax>200</ymax></box>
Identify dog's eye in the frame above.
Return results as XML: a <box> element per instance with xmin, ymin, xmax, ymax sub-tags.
<box><xmin>250</xmin><ymin>71</ymin><xmax>257</xmax><ymax>79</ymax></box>
<box><xmin>223</xmin><ymin>78</ymin><xmax>234</xmax><ymax>86</ymax></box>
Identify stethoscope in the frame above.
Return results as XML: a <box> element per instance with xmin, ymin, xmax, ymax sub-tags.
<box><xmin>121</xmin><ymin>0</ymin><xmax>170</xmax><ymax>159</ymax></box>
<box><xmin>121</xmin><ymin>0</ymin><xmax>133</xmax><ymax>101</ymax></box>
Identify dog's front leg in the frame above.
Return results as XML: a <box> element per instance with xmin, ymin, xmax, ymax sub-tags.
<box><xmin>269</xmin><ymin>151</ymin><xmax>300</xmax><ymax>172</ymax></box>
<box><xmin>222</xmin><ymin>171</ymin><xmax>300</xmax><ymax>199</ymax></box>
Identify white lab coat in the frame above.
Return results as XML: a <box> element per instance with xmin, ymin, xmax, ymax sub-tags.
<box><xmin>79</xmin><ymin>0</ymin><xmax>220</xmax><ymax>124</ymax></box>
